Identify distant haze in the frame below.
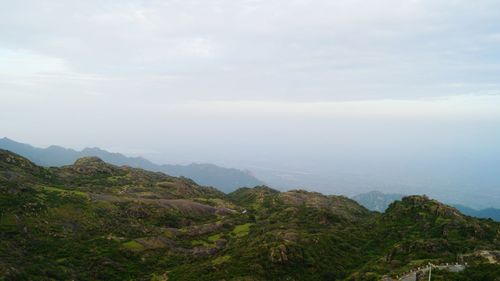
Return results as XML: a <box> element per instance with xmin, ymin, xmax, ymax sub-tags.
<box><xmin>1</xmin><ymin>1</ymin><xmax>499</xmax><ymax>208</ymax></box>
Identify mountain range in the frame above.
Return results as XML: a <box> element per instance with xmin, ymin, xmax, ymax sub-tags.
<box><xmin>452</xmin><ymin>204</ymin><xmax>500</xmax><ymax>222</ymax></box>
<box><xmin>353</xmin><ymin>190</ymin><xmax>500</xmax><ymax>221</ymax></box>
<box><xmin>0</xmin><ymin>137</ymin><xmax>264</xmax><ymax>193</ymax></box>
<box><xmin>0</xmin><ymin>149</ymin><xmax>498</xmax><ymax>280</ymax></box>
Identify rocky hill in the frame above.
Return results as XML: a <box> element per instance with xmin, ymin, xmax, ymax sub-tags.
<box><xmin>0</xmin><ymin>150</ymin><xmax>498</xmax><ymax>280</ymax></box>
<box><xmin>0</xmin><ymin>137</ymin><xmax>264</xmax><ymax>192</ymax></box>
<box><xmin>353</xmin><ymin>190</ymin><xmax>500</xmax><ymax>222</ymax></box>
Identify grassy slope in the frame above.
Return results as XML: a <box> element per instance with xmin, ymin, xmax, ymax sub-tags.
<box><xmin>0</xmin><ymin>150</ymin><xmax>499</xmax><ymax>280</ymax></box>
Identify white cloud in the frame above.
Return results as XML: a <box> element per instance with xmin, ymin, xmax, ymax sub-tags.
<box><xmin>168</xmin><ymin>94</ymin><xmax>500</xmax><ymax>119</ymax></box>
<box><xmin>0</xmin><ymin>49</ymin><xmax>67</xmax><ymax>75</ymax></box>
<box><xmin>486</xmin><ymin>33</ymin><xmax>500</xmax><ymax>42</ymax></box>
<box><xmin>1</xmin><ymin>0</ymin><xmax>499</xmax><ymax>101</ymax></box>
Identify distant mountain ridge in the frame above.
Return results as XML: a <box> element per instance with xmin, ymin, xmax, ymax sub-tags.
<box><xmin>351</xmin><ymin>190</ymin><xmax>404</xmax><ymax>212</ymax></box>
<box><xmin>0</xmin><ymin>137</ymin><xmax>264</xmax><ymax>192</ymax></box>
<box><xmin>353</xmin><ymin>190</ymin><xmax>500</xmax><ymax>221</ymax></box>
<box><xmin>453</xmin><ymin>204</ymin><xmax>500</xmax><ymax>222</ymax></box>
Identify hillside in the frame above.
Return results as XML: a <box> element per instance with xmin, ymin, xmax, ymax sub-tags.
<box><xmin>0</xmin><ymin>137</ymin><xmax>264</xmax><ymax>192</ymax></box>
<box><xmin>0</xmin><ymin>150</ymin><xmax>498</xmax><ymax>280</ymax></box>
<box><xmin>353</xmin><ymin>190</ymin><xmax>500</xmax><ymax>222</ymax></box>
<box><xmin>0</xmin><ymin>150</ymin><xmax>242</xmax><ymax>280</ymax></box>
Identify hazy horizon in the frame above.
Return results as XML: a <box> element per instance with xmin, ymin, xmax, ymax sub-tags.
<box><xmin>2</xmin><ymin>0</ymin><xmax>500</xmax><ymax>208</ymax></box>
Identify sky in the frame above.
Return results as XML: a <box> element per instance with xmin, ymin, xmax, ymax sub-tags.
<box><xmin>1</xmin><ymin>0</ymin><xmax>500</xmax><ymax>208</ymax></box>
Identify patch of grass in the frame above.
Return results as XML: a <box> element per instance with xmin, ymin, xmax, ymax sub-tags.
<box><xmin>163</xmin><ymin>229</ymin><xmax>176</xmax><ymax>239</ymax></box>
<box><xmin>42</xmin><ymin>186</ymin><xmax>88</xmax><ymax>198</ymax></box>
<box><xmin>251</xmin><ymin>202</ymin><xmax>261</xmax><ymax>210</ymax></box>
<box><xmin>122</xmin><ymin>240</ymin><xmax>144</xmax><ymax>251</ymax></box>
<box><xmin>0</xmin><ymin>213</ymin><xmax>17</xmax><ymax>226</ymax></box>
<box><xmin>94</xmin><ymin>200</ymin><xmax>117</xmax><ymax>210</ymax></box>
<box><xmin>212</xmin><ymin>255</ymin><xmax>231</xmax><ymax>265</ymax></box>
<box><xmin>208</xmin><ymin>233</ymin><xmax>221</xmax><ymax>242</ymax></box>
<box><xmin>231</xmin><ymin>223</ymin><xmax>253</xmax><ymax>237</ymax></box>
<box><xmin>56</xmin><ymin>258</ymin><xmax>67</xmax><ymax>263</ymax></box>
<box><xmin>191</xmin><ymin>240</ymin><xmax>210</xmax><ymax>247</ymax></box>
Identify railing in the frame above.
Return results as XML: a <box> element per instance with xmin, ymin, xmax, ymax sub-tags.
<box><xmin>394</xmin><ymin>262</ymin><xmax>467</xmax><ymax>281</ymax></box>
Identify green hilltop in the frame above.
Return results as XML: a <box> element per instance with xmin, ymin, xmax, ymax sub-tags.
<box><xmin>0</xmin><ymin>137</ymin><xmax>264</xmax><ymax>193</ymax></box>
<box><xmin>0</xmin><ymin>149</ymin><xmax>498</xmax><ymax>280</ymax></box>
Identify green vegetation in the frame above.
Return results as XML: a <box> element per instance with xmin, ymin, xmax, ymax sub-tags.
<box><xmin>212</xmin><ymin>255</ymin><xmax>231</xmax><ymax>265</ymax></box>
<box><xmin>122</xmin><ymin>240</ymin><xmax>145</xmax><ymax>251</ymax></box>
<box><xmin>207</xmin><ymin>233</ymin><xmax>221</xmax><ymax>242</ymax></box>
<box><xmin>231</xmin><ymin>223</ymin><xmax>253</xmax><ymax>237</ymax></box>
<box><xmin>0</xmin><ymin>137</ymin><xmax>264</xmax><ymax>193</ymax></box>
<box><xmin>41</xmin><ymin>185</ymin><xmax>89</xmax><ymax>198</ymax></box>
<box><xmin>0</xmin><ymin>149</ymin><xmax>498</xmax><ymax>281</ymax></box>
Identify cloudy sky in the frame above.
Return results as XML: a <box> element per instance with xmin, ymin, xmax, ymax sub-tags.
<box><xmin>1</xmin><ymin>0</ymin><xmax>500</xmax><ymax>206</ymax></box>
